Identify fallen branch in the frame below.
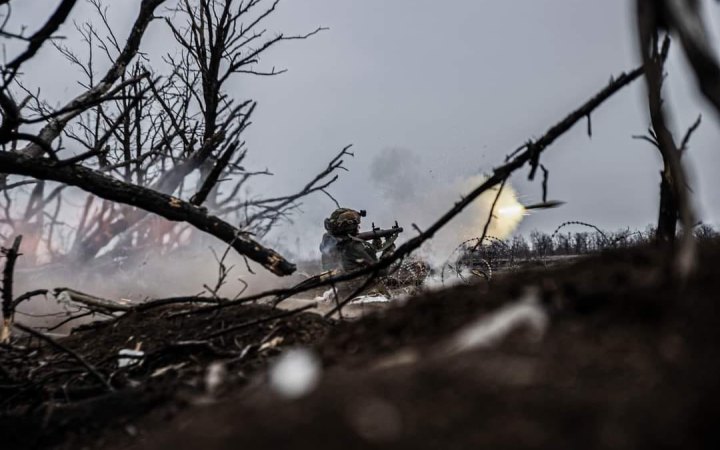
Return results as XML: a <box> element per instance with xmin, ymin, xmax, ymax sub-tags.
<box><xmin>0</xmin><ymin>152</ymin><xmax>296</xmax><ymax>275</ymax></box>
<box><xmin>54</xmin><ymin>288</ymin><xmax>133</xmax><ymax>314</ymax></box>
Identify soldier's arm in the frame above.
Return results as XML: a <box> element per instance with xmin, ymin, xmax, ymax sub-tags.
<box><xmin>341</xmin><ymin>241</ymin><xmax>377</xmax><ymax>271</ymax></box>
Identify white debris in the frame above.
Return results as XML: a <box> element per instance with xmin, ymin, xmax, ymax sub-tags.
<box><xmin>446</xmin><ymin>289</ymin><xmax>548</xmax><ymax>354</ymax></box>
<box><xmin>351</xmin><ymin>294</ymin><xmax>391</xmax><ymax>304</ymax></box>
<box><xmin>315</xmin><ymin>288</ymin><xmax>336</xmax><ymax>302</ymax></box>
<box><xmin>316</xmin><ymin>290</ymin><xmax>392</xmax><ymax>304</ymax></box>
<box><xmin>55</xmin><ymin>289</ymin><xmax>73</xmax><ymax>306</ymax></box>
<box><xmin>117</xmin><ymin>349</ymin><xmax>145</xmax><ymax>368</ymax></box>
<box><xmin>205</xmin><ymin>362</ymin><xmax>226</xmax><ymax>395</ymax></box>
<box><xmin>150</xmin><ymin>362</ymin><xmax>187</xmax><ymax>378</ymax></box>
<box><xmin>269</xmin><ymin>347</ymin><xmax>322</xmax><ymax>399</ymax></box>
<box><xmin>258</xmin><ymin>336</ymin><xmax>284</xmax><ymax>352</ymax></box>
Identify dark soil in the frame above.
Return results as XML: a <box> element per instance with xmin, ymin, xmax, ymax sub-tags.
<box><xmin>2</xmin><ymin>241</ymin><xmax>720</xmax><ymax>449</ymax></box>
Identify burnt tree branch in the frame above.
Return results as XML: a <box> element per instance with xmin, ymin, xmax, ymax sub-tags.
<box><xmin>0</xmin><ymin>152</ymin><xmax>296</xmax><ymax>275</ymax></box>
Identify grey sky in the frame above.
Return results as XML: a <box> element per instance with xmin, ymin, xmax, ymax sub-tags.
<box><xmin>6</xmin><ymin>0</ymin><xmax>720</xmax><ymax>259</ymax></box>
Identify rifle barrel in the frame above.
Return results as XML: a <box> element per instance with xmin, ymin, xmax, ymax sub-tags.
<box><xmin>356</xmin><ymin>227</ymin><xmax>403</xmax><ymax>240</ymax></box>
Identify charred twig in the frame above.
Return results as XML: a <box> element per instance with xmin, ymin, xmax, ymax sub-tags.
<box><xmin>205</xmin><ymin>302</ymin><xmax>317</xmax><ymax>340</ymax></box>
<box><xmin>679</xmin><ymin>114</ymin><xmax>702</xmax><ymax>153</ymax></box>
<box><xmin>540</xmin><ymin>164</ymin><xmax>549</xmax><ymax>203</ymax></box>
<box><xmin>12</xmin><ymin>289</ymin><xmax>49</xmax><ymax>309</ymax></box>
<box><xmin>0</xmin><ymin>152</ymin><xmax>296</xmax><ymax>275</ymax></box>
<box><xmin>1</xmin><ymin>235</ymin><xmax>21</xmax><ymax>342</ymax></box>
<box><xmin>44</xmin><ymin>311</ymin><xmax>96</xmax><ymax>333</ymax></box>
<box><xmin>472</xmin><ymin>179</ymin><xmax>507</xmax><ymax>252</ymax></box>
<box><xmin>13</xmin><ymin>322</ymin><xmax>113</xmax><ymax>391</ymax></box>
<box><xmin>329</xmin><ymin>283</ymin><xmax>343</xmax><ymax>320</ymax></box>
<box><xmin>203</xmin><ymin>242</ymin><xmax>238</xmax><ymax>300</ymax></box>
<box><xmin>190</xmin><ymin>138</ymin><xmax>243</xmax><ymax>206</ymax></box>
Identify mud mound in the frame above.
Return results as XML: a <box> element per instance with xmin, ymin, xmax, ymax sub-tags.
<box><xmin>142</xmin><ymin>242</ymin><xmax>720</xmax><ymax>450</ymax></box>
<box><xmin>0</xmin><ymin>303</ymin><xmax>330</xmax><ymax>449</ymax></box>
<box><xmin>2</xmin><ymin>241</ymin><xmax>720</xmax><ymax>449</ymax></box>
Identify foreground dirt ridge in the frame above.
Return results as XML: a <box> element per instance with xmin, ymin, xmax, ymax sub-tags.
<box><xmin>1</xmin><ymin>242</ymin><xmax>719</xmax><ymax>449</ymax></box>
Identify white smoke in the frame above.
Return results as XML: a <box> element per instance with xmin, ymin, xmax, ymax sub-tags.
<box><xmin>370</xmin><ymin>148</ymin><xmax>525</xmax><ymax>266</ymax></box>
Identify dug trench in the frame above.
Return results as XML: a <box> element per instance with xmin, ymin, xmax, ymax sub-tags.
<box><xmin>2</xmin><ymin>241</ymin><xmax>720</xmax><ymax>449</ymax></box>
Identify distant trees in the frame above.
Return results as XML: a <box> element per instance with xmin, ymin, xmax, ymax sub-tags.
<box><xmin>518</xmin><ymin>224</ymin><xmax>715</xmax><ymax>259</ymax></box>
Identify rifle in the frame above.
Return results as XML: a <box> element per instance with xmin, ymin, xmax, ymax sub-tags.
<box><xmin>356</xmin><ymin>221</ymin><xmax>403</xmax><ymax>241</ymax></box>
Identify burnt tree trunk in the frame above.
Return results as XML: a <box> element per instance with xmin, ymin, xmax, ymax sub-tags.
<box><xmin>1</xmin><ymin>236</ymin><xmax>22</xmax><ymax>343</ymax></box>
<box><xmin>656</xmin><ymin>168</ymin><xmax>678</xmax><ymax>243</ymax></box>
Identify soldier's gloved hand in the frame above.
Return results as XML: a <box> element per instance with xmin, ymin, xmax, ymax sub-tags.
<box><xmin>381</xmin><ymin>243</ymin><xmax>396</xmax><ymax>258</ymax></box>
<box><xmin>382</xmin><ymin>232</ymin><xmax>398</xmax><ymax>248</ymax></box>
<box><xmin>371</xmin><ymin>238</ymin><xmax>383</xmax><ymax>250</ymax></box>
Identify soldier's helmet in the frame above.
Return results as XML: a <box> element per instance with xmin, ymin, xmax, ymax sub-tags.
<box><xmin>325</xmin><ymin>208</ymin><xmax>363</xmax><ymax>236</ymax></box>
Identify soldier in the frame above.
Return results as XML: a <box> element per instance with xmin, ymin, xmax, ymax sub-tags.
<box><xmin>319</xmin><ymin>208</ymin><xmax>398</xmax><ymax>298</ymax></box>
<box><xmin>320</xmin><ymin>208</ymin><xmax>397</xmax><ymax>272</ymax></box>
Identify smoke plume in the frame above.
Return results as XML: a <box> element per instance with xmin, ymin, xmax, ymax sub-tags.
<box><xmin>370</xmin><ymin>148</ymin><xmax>524</xmax><ymax>265</ymax></box>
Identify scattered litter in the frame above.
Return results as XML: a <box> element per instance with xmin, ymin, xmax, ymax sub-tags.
<box><xmin>317</xmin><ymin>290</ymin><xmax>393</xmax><ymax>304</ymax></box>
<box><xmin>259</xmin><ymin>336</ymin><xmax>284</xmax><ymax>352</ymax></box>
<box><xmin>446</xmin><ymin>288</ymin><xmax>548</xmax><ymax>354</ymax></box>
<box><xmin>117</xmin><ymin>348</ymin><xmax>145</xmax><ymax>368</ymax></box>
<box><xmin>150</xmin><ymin>362</ymin><xmax>187</xmax><ymax>378</ymax></box>
<box><xmin>269</xmin><ymin>347</ymin><xmax>321</xmax><ymax>399</ymax></box>
<box><xmin>351</xmin><ymin>294</ymin><xmax>391</xmax><ymax>304</ymax></box>
<box><xmin>315</xmin><ymin>288</ymin><xmax>335</xmax><ymax>302</ymax></box>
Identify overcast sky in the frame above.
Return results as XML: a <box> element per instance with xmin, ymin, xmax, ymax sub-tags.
<box><xmin>6</xmin><ymin>0</ymin><xmax>720</xmax><ymax>259</ymax></box>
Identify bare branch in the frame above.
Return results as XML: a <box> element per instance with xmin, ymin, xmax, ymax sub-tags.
<box><xmin>679</xmin><ymin>114</ymin><xmax>702</xmax><ymax>153</ymax></box>
<box><xmin>3</xmin><ymin>0</ymin><xmax>78</xmax><ymax>76</ymax></box>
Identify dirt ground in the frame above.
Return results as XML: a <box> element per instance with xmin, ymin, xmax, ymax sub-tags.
<box><xmin>2</xmin><ymin>241</ymin><xmax>720</xmax><ymax>449</ymax></box>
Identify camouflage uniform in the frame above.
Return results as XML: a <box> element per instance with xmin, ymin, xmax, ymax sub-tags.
<box><xmin>335</xmin><ymin>236</ymin><xmax>380</xmax><ymax>272</ymax></box>
<box><xmin>319</xmin><ymin>208</ymin><xmax>392</xmax><ymax>298</ymax></box>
